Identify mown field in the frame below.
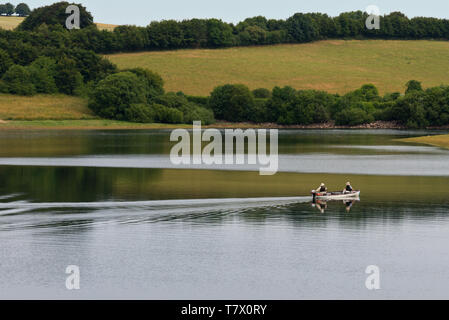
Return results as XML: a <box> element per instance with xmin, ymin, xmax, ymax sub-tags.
<box><xmin>107</xmin><ymin>40</ymin><xmax>449</xmax><ymax>96</ymax></box>
<box><xmin>0</xmin><ymin>16</ymin><xmax>117</xmax><ymax>30</ymax></box>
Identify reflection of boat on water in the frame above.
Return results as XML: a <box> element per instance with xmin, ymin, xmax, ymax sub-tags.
<box><xmin>312</xmin><ymin>198</ymin><xmax>360</xmax><ymax>213</ymax></box>
<box><xmin>312</xmin><ymin>190</ymin><xmax>360</xmax><ymax>202</ymax></box>
<box><xmin>311</xmin><ymin>190</ymin><xmax>361</xmax><ymax>213</ymax></box>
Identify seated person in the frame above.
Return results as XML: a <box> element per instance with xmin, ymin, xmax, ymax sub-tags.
<box><xmin>315</xmin><ymin>183</ymin><xmax>327</xmax><ymax>193</ymax></box>
<box><xmin>343</xmin><ymin>182</ymin><xmax>353</xmax><ymax>194</ymax></box>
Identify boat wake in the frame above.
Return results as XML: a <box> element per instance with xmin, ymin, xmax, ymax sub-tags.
<box><xmin>0</xmin><ymin>196</ymin><xmax>309</xmax><ymax>211</ymax></box>
<box><xmin>0</xmin><ymin>195</ymin><xmax>310</xmax><ymax>230</ymax></box>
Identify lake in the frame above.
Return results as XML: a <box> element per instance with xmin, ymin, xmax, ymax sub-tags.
<box><xmin>1</xmin><ymin>129</ymin><xmax>449</xmax><ymax>299</ymax></box>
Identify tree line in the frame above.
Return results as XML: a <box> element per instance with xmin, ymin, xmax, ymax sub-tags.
<box><xmin>47</xmin><ymin>11</ymin><xmax>449</xmax><ymax>53</ymax></box>
<box><xmin>0</xmin><ymin>3</ymin><xmax>31</xmax><ymax>17</ymax></box>
<box><xmin>208</xmin><ymin>80</ymin><xmax>449</xmax><ymax>129</ymax></box>
<box><xmin>2</xmin><ymin>2</ymin><xmax>449</xmax><ymax>53</ymax></box>
<box><xmin>1</xmin><ymin>2</ymin><xmax>449</xmax><ymax>128</ymax></box>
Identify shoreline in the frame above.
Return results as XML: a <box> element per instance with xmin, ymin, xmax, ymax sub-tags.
<box><xmin>0</xmin><ymin>120</ymin><xmax>413</xmax><ymax>130</ymax></box>
<box><xmin>1</xmin><ymin>119</ymin><xmax>449</xmax><ymax>131</ymax></box>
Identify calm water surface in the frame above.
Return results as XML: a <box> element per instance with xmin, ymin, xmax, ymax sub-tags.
<box><xmin>1</xmin><ymin>129</ymin><xmax>449</xmax><ymax>299</ymax></box>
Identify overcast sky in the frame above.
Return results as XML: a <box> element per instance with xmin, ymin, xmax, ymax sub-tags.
<box><xmin>9</xmin><ymin>0</ymin><xmax>449</xmax><ymax>25</ymax></box>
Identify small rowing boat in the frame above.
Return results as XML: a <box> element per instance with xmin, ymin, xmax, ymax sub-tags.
<box><xmin>311</xmin><ymin>190</ymin><xmax>360</xmax><ymax>201</ymax></box>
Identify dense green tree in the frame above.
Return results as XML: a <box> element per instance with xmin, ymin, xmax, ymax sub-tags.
<box><xmin>124</xmin><ymin>104</ymin><xmax>154</xmax><ymax>123</ymax></box>
<box><xmin>309</xmin><ymin>13</ymin><xmax>337</xmax><ymax>38</ymax></box>
<box><xmin>237</xmin><ymin>16</ymin><xmax>269</xmax><ymax>32</ymax></box>
<box><xmin>15</xmin><ymin>3</ymin><xmax>31</xmax><ymax>16</ymax></box>
<box><xmin>1</xmin><ymin>64</ymin><xmax>36</xmax><ymax>95</ymax></box>
<box><xmin>54</xmin><ymin>57</ymin><xmax>83</xmax><ymax>94</ymax></box>
<box><xmin>405</xmin><ymin>80</ymin><xmax>423</xmax><ymax>94</ymax></box>
<box><xmin>4</xmin><ymin>2</ymin><xmax>14</xmax><ymax>15</ymax></box>
<box><xmin>335</xmin><ymin>108</ymin><xmax>374</xmax><ymax>126</ymax></box>
<box><xmin>0</xmin><ymin>49</ymin><xmax>12</xmax><ymax>76</ymax></box>
<box><xmin>153</xmin><ymin>92</ymin><xmax>214</xmax><ymax>124</ymax></box>
<box><xmin>30</xmin><ymin>56</ymin><xmax>59</xmax><ymax>78</ymax></box>
<box><xmin>300</xmin><ymin>90</ymin><xmax>336</xmax><ymax>123</ymax></box>
<box><xmin>252</xmin><ymin>88</ymin><xmax>271</xmax><ymax>98</ymax></box>
<box><xmin>239</xmin><ymin>26</ymin><xmax>267</xmax><ymax>45</ymax></box>
<box><xmin>4</xmin><ymin>40</ymin><xmax>38</xmax><ymax>66</ymax></box>
<box><xmin>382</xmin><ymin>12</ymin><xmax>410</xmax><ymax>38</ymax></box>
<box><xmin>18</xmin><ymin>2</ymin><xmax>94</xmax><ymax>31</ymax></box>
<box><xmin>390</xmin><ymin>92</ymin><xmax>429</xmax><ymax>128</ymax></box>
<box><xmin>28</xmin><ymin>57</ymin><xmax>58</xmax><ymax>93</ymax></box>
<box><xmin>150</xmin><ymin>103</ymin><xmax>184</xmax><ymax>123</ymax></box>
<box><xmin>124</xmin><ymin>68</ymin><xmax>164</xmax><ymax>100</ymax></box>
<box><xmin>209</xmin><ymin>84</ymin><xmax>255</xmax><ymax>121</ymax></box>
<box><xmin>335</xmin><ymin>11</ymin><xmax>365</xmax><ymax>37</ymax></box>
<box><xmin>69</xmin><ymin>48</ymin><xmax>118</xmax><ymax>82</ymax></box>
<box><xmin>180</xmin><ymin>19</ymin><xmax>208</xmax><ymax>48</ymax></box>
<box><xmin>265</xmin><ymin>87</ymin><xmax>335</xmax><ymax>125</ymax></box>
<box><xmin>114</xmin><ymin>25</ymin><xmax>149</xmax><ymax>51</ymax></box>
<box><xmin>147</xmin><ymin>20</ymin><xmax>184</xmax><ymax>49</ymax></box>
<box><xmin>88</xmin><ymin>72</ymin><xmax>147</xmax><ymax>120</ymax></box>
<box><xmin>265</xmin><ymin>86</ymin><xmax>297</xmax><ymax>123</ymax></box>
<box><xmin>286</xmin><ymin>13</ymin><xmax>319</xmax><ymax>42</ymax></box>
<box><xmin>331</xmin><ymin>84</ymin><xmax>380</xmax><ymax>117</ymax></box>
<box><xmin>207</xmin><ymin>19</ymin><xmax>234</xmax><ymax>47</ymax></box>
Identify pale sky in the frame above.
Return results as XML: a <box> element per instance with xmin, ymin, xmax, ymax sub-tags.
<box><xmin>9</xmin><ymin>0</ymin><xmax>449</xmax><ymax>26</ymax></box>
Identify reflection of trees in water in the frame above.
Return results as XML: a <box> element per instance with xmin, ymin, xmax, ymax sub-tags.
<box><xmin>0</xmin><ymin>166</ymin><xmax>163</xmax><ymax>202</ymax></box>
<box><xmin>0</xmin><ymin>131</ymin><xmax>171</xmax><ymax>157</ymax></box>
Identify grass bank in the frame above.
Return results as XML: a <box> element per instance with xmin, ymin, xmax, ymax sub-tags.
<box><xmin>400</xmin><ymin>134</ymin><xmax>449</xmax><ymax>149</ymax></box>
<box><xmin>0</xmin><ymin>119</ymin><xmax>192</xmax><ymax>130</ymax></box>
<box><xmin>107</xmin><ymin>40</ymin><xmax>449</xmax><ymax>96</ymax></box>
<box><xmin>0</xmin><ymin>94</ymin><xmax>187</xmax><ymax>129</ymax></box>
<box><xmin>0</xmin><ymin>94</ymin><xmax>95</xmax><ymax>120</ymax></box>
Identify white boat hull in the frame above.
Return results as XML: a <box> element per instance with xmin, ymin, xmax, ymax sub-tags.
<box><xmin>314</xmin><ymin>191</ymin><xmax>360</xmax><ymax>201</ymax></box>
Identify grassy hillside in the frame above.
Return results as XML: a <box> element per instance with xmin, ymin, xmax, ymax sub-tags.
<box><xmin>0</xmin><ymin>16</ymin><xmax>117</xmax><ymax>30</ymax></box>
<box><xmin>0</xmin><ymin>94</ymin><xmax>95</xmax><ymax>120</ymax></box>
<box><xmin>107</xmin><ymin>40</ymin><xmax>449</xmax><ymax>96</ymax></box>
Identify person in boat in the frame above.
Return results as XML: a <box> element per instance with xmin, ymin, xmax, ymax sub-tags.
<box><xmin>315</xmin><ymin>183</ymin><xmax>327</xmax><ymax>194</ymax></box>
<box><xmin>343</xmin><ymin>181</ymin><xmax>353</xmax><ymax>194</ymax></box>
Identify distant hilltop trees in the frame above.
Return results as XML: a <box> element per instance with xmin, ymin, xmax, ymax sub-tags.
<box><xmin>0</xmin><ymin>3</ymin><xmax>31</xmax><ymax>17</ymax></box>
<box><xmin>18</xmin><ymin>2</ymin><xmax>93</xmax><ymax>31</ymax></box>
<box><xmin>6</xmin><ymin>1</ymin><xmax>449</xmax><ymax>53</ymax></box>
